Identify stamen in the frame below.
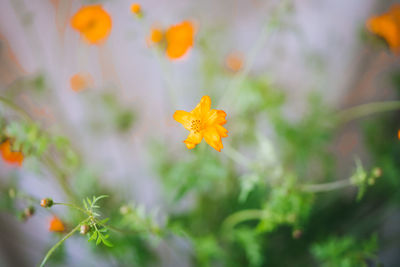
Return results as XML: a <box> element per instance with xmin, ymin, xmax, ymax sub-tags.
<box><xmin>190</xmin><ymin>119</ymin><xmax>201</xmax><ymax>133</ymax></box>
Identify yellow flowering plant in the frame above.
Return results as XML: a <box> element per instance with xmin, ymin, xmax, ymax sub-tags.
<box><xmin>1</xmin><ymin>1</ymin><xmax>400</xmax><ymax>267</ymax></box>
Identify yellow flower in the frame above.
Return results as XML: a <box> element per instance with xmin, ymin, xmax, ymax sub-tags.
<box><xmin>165</xmin><ymin>21</ymin><xmax>195</xmax><ymax>60</ymax></box>
<box><xmin>173</xmin><ymin>96</ymin><xmax>228</xmax><ymax>151</ymax></box>
<box><xmin>131</xmin><ymin>3</ymin><xmax>141</xmax><ymax>15</ymax></box>
<box><xmin>70</xmin><ymin>5</ymin><xmax>112</xmax><ymax>44</ymax></box>
<box><xmin>367</xmin><ymin>4</ymin><xmax>400</xmax><ymax>54</ymax></box>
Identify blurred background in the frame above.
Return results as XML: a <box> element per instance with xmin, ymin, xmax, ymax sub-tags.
<box><xmin>1</xmin><ymin>0</ymin><xmax>400</xmax><ymax>266</ymax></box>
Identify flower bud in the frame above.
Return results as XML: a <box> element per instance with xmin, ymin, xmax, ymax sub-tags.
<box><xmin>292</xmin><ymin>229</ymin><xmax>302</xmax><ymax>239</ymax></box>
<box><xmin>372</xmin><ymin>167</ymin><xmax>382</xmax><ymax>178</ymax></box>
<box><xmin>120</xmin><ymin>205</ymin><xmax>130</xmax><ymax>215</ymax></box>
<box><xmin>80</xmin><ymin>224</ymin><xmax>90</xmax><ymax>235</ymax></box>
<box><xmin>40</xmin><ymin>198</ymin><xmax>53</xmax><ymax>208</ymax></box>
<box><xmin>24</xmin><ymin>206</ymin><xmax>35</xmax><ymax>218</ymax></box>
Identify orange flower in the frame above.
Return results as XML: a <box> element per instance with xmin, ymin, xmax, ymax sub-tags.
<box><xmin>165</xmin><ymin>21</ymin><xmax>195</xmax><ymax>60</ymax></box>
<box><xmin>71</xmin><ymin>5</ymin><xmax>112</xmax><ymax>44</ymax></box>
<box><xmin>49</xmin><ymin>216</ymin><xmax>65</xmax><ymax>232</ymax></box>
<box><xmin>225</xmin><ymin>51</ymin><xmax>244</xmax><ymax>72</ymax></box>
<box><xmin>173</xmin><ymin>96</ymin><xmax>228</xmax><ymax>151</ymax></box>
<box><xmin>148</xmin><ymin>27</ymin><xmax>163</xmax><ymax>45</ymax></box>
<box><xmin>367</xmin><ymin>4</ymin><xmax>400</xmax><ymax>54</ymax></box>
<box><xmin>131</xmin><ymin>3</ymin><xmax>141</xmax><ymax>15</ymax></box>
<box><xmin>70</xmin><ymin>73</ymin><xmax>94</xmax><ymax>92</ymax></box>
<box><xmin>0</xmin><ymin>140</ymin><xmax>23</xmax><ymax>166</ymax></box>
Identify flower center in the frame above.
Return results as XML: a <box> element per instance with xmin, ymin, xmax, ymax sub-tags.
<box><xmin>190</xmin><ymin>119</ymin><xmax>202</xmax><ymax>133</ymax></box>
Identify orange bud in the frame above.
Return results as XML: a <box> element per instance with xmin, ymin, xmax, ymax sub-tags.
<box><xmin>131</xmin><ymin>3</ymin><xmax>141</xmax><ymax>15</ymax></box>
<box><xmin>40</xmin><ymin>198</ymin><xmax>53</xmax><ymax>208</ymax></box>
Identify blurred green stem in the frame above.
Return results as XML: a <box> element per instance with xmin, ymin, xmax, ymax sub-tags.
<box><xmin>300</xmin><ymin>179</ymin><xmax>352</xmax><ymax>192</ymax></box>
<box><xmin>336</xmin><ymin>101</ymin><xmax>400</xmax><ymax>124</ymax></box>
<box><xmin>223</xmin><ymin>145</ymin><xmax>251</xmax><ymax>167</ymax></box>
<box><xmin>222</xmin><ymin>209</ymin><xmax>264</xmax><ymax>231</ymax></box>
<box><xmin>154</xmin><ymin>49</ymin><xmax>178</xmax><ymax>109</ymax></box>
<box><xmin>0</xmin><ymin>96</ymin><xmax>32</xmax><ymax>121</ymax></box>
<box><xmin>218</xmin><ymin>0</ymin><xmax>291</xmax><ymax>107</ymax></box>
<box><xmin>39</xmin><ymin>218</ymin><xmax>89</xmax><ymax>267</ymax></box>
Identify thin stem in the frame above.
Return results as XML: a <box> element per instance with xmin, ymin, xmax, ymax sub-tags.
<box><xmin>222</xmin><ymin>209</ymin><xmax>265</xmax><ymax>231</ymax></box>
<box><xmin>300</xmin><ymin>179</ymin><xmax>352</xmax><ymax>193</ymax></box>
<box><xmin>154</xmin><ymin>49</ymin><xmax>178</xmax><ymax>109</ymax></box>
<box><xmin>218</xmin><ymin>0</ymin><xmax>290</xmax><ymax>107</ymax></box>
<box><xmin>223</xmin><ymin>144</ymin><xmax>251</xmax><ymax>167</ymax></box>
<box><xmin>53</xmin><ymin>202</ymin><xmax>89</xmax><ymax>216</ymax></box>
<box><xmin>41</xmin><ymin>155</ymin><xmax>76</xmax><ymax>202</ymax></box>
<box><xmin>336</xmin><ymin>101</ymin><xmax>400</xmax><ymax>125</ymax></box>
<box><xmin>39</xmin><ymin>218</ymin><xmax>89</xmax><ymax>267</ymax></box>
<box><xmin>0</xmin><ymin>96</ymin><xmax>32</xmax><ymax>121</ymax></box>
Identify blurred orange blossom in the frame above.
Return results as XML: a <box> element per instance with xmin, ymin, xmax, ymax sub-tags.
<box><xmin>225</xmin><ymin>51</ymin><xmax>244</xmax><ymax>72</ymax></box>
<box><xmin>148</xmin><ymin>26</ymin><xmax>163</xmax><ymax>45</ymax></box>
<box><xmin>166</xmin><ymin>21</ymin><xmax>195</xmax><ymax>60</ymax></box>
<box><xmin>173</xmin><ymin>96</ymin><xmax>228</xmax><ymax>152</ymax></box>
<box><xmin>70</xmin><ymin>73</ymin><xmax>94</xmax><ymax>92</ymax></box>
<box><xmin>70</xmin><ymin>5</ymin><xmax>112</xmax><ymax>44</ymax></box>
<box><xmin>367</xmin><ymin>4</ymin><xmax>400</xmax><ymax>54</ymax></box>
<box><xmin>0</xmin><ymin>140</ymin><xmax>24</xmax><ymax>166</ymax></box>
<box><xmin>49</xmin><ymin>216</ymin><xmax>65</xmax><ymax>232</ymax></box>
<box><xmin>131</xmin><ymin>3</ymin><xmax>141</xmax><ymax>15</ymax></box>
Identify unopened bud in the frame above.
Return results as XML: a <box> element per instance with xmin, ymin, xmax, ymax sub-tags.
<box><xmin>292</xmin><ymin>229</ymin><xmax>302</xmax><ymax>239</ymax></box>
<box><xmin>24</xmin><ymin>206</ymin><xmax>35</xmax><ymax>218</ymax></box>
<box><xmin>80</xmin><ymin>224</ymin><xmax>90</xmax><ymax>235</ymax></box>
<box><xmin>8</xmin><ymin>188</ymin><xmax>16</xmax><ymax>198</ymax></box>
<box><xmin>372</xmin><ymin>167</ymin><xmax>382</xmax><ymax>178</ymax></box>
<box><xmin>120</xmin><ymin>205</ymin><xmax>130</xmax><ymax>215</ymax></box>
<box><xmin>40</xmin><ymin>198</ymin><xmax>53</xmax><ymax>208</ymax></box>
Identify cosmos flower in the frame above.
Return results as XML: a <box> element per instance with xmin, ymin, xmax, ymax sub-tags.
<box><xmin>148</xmin><ymin>26</ymin><xmax>163</xmax><ymax>45</ymax></box>
<box><xmin>225</xmin><ymin>51</ymin><xmax>244</xmax><ymax>73</ymax></box>
<box><xmin>173</xmin><ymin>96</ymin><xmax>228</xmax><ymax>151</ymax></box>
<box><xmin>131</xmin><ymin>3</ymin><xmax>141</xmax><ymax>15</ymax></box>
<box><xmin>165</xmin><ymin>21</ymin><xmax>195</xmax><ymax>60</ymax></box>
<box><xmin>0</xmin><ymin>140</ymin><xmax>24</xmax><ymax>166</ymax></box>
<box><xmin>70</xmin><ymin>5</ymin><xmax>112</xmax><ymax>44</ymax></box>
<box><xmin>49</xmin><ymin>216</ymin><xmax>65</xmax><ymax>232</ymax></box>
<box><xmin>70</xmin><ymin>73</ymin><xmax>94</xmax><ymax>92</ymax></box>
<box><xmin>367</xmin><ymin>4</ymin><xmax>400</xmax><ymax>54</ymax></box>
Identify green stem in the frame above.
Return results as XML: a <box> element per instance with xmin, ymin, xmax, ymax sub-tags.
<box><xmin>0</xmin><ymin>96</ymin><xmax>32</xmax><ymax>121</ymax></box>
<box><xmin>39</xmin><ymin>218</ymin><xmax>89</xmax><ymax>267</ymax></box>
<box><xmin>53</xmin><ymin>202</ymin><xmax>89</xmax><ymax>216</ymax></box>
<box><xmin>218</xmin><ymin>0</ymin><xmax>290</xmax><ymax>107</ymax></box>
<box><xmin>223</xmin><ymin>144</ymin><xmax>251</xmax><ymax>167</ymax></box>
<box><xmin>336</xmin><ymin>101</ymin><xmax>400</xmax><ymax>125</ymax></box>
<box><xmin>222</xmin><ymin>209</ymin><xmax>265</xmax><ymax>231</ymax></box>
<box><xmin>300</xmin><ymin>179</ymin><xmax>352</xmax><ymax>193</ymax></box>
<box><xmin>154</xmin><ymin>49</ymin><xmax>178</xmax><ymax>109</ymax></box>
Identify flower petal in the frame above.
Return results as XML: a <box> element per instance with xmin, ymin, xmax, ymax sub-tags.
<box><xmin>205</xmin><ymin>109</ymin><xmax>227</xmax><ymax>126</ymax></box>
<box><xmin>183</xmin><ymin>131</ymin><xmax>202</xmax><ymax>149</ymax></box>
<box><xmin>216</xmin><ymin>124</ymin><xmax>228</xmax><ymax>138</ymax></box>
<box><xmin>173</xmin><ymin>110</ymin><xmax>195</xmax><ymax>130</ymax></box>
<box><xmin>203</xmin><ymin>127</ymin><xmax>223</xmax><ymax>152</ymax></box>
<box><xmin>191</xmin><ymin>95</ymin><xmax>211</xmax><ymax>118</ymax></box>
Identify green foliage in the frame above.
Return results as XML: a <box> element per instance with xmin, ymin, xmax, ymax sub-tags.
<box><xmin>311</xmin><ymin>235</ymin><xmax>378</xmax><ymax>267</ymax></box>
<box><xmin>83</xmin><ymin>195</ymin><xmax>113</xmax><ymax>247</ymax></box>
<box><xmin>257</xmin><ymin>175</ymin><xmax>313</xmax><ymax>233</ymax></box>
